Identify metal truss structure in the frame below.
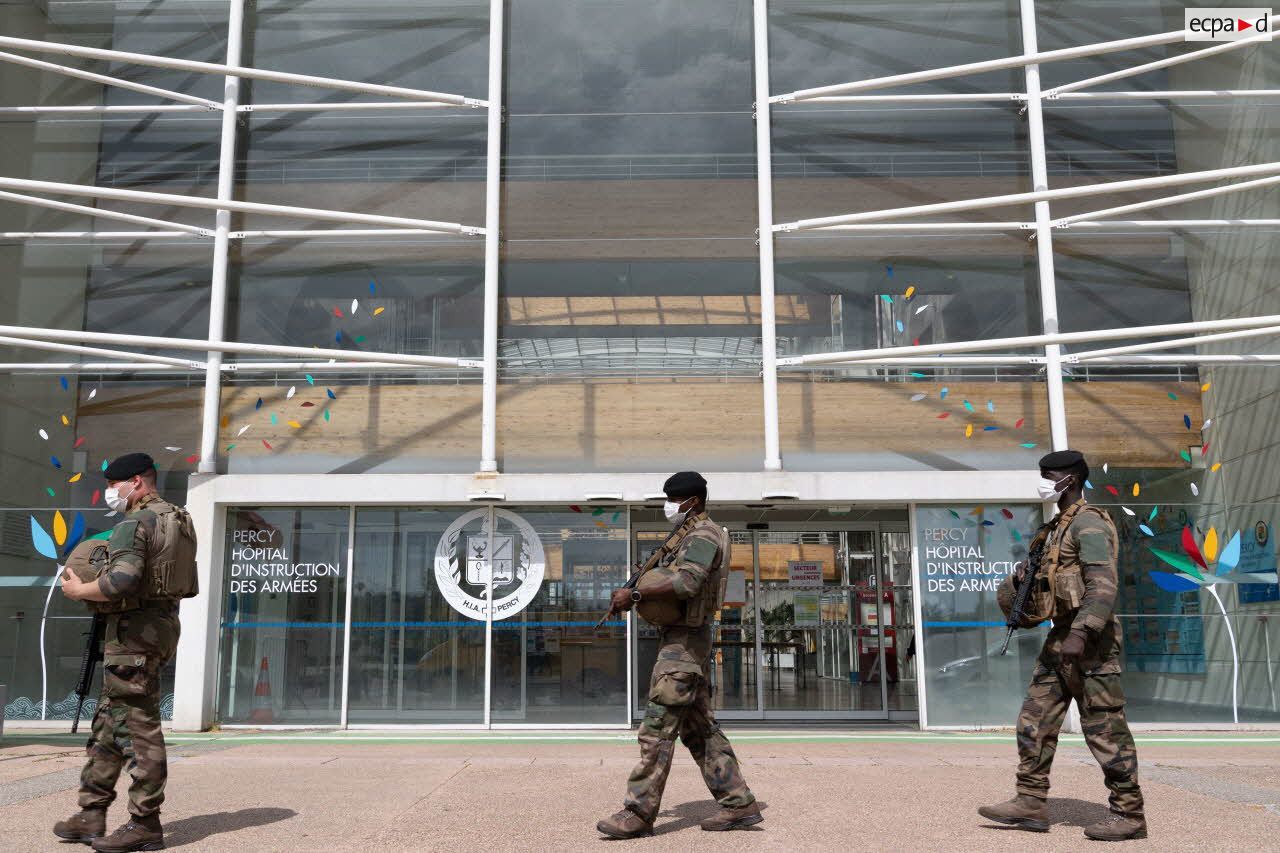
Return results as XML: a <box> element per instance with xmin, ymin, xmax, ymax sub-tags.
<box><xmin>0</xmin><ymin>2</ymin><xmax>1277</xmax><ymax>472</ymax></box>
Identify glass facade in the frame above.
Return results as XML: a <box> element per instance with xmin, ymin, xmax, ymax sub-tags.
<box><xmin>2</xmin><ymin>2</ymin><xmax>1279</xmax><ymax>728</ymax></box>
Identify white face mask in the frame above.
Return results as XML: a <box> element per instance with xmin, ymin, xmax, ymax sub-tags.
<box><xmin>663</xmin><ymin>500</ymin><xmax>686</xmax><ymax>523</ymax></box>
<box><xmin>104</xmin><ymin>482</ymin><xmax>134</xmax><ymax>512</ymax></box>
<box><xmin>1036</xmin><ymin>475</ymin><xmax>1070</xmax><ymax>502</ymax></box>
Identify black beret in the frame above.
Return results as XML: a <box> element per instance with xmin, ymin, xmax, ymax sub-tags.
<box><xmin>1038</xmin><ymin>449</ymin><xmax>1086</xmax><ymax>471</ymax></box>
<box><xmin>663</xmin><ymin>471</ymin><xmax>707</xmax><ymax>498</ymax></box>
<box><xmin>103</xmin><ymin>452</ymin><xmax>155</xmax><ymax>481</ymax></box>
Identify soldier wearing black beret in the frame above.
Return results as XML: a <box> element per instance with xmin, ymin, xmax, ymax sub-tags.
<box><xmin>980</xmin><ymin>449</ymin><xmax>1146</xmax><ymax>841</ymax></box>
<box><xmin>597</xmin><ymin>472</ymin><xmax>761</xmax><ymax>838</ymax></box>
<box><xmin>56</xmin><ymin>453</ymin><xmax>198</xmax><ymax>852</ymax></box>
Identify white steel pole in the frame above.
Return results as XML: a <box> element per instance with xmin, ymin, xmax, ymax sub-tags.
<box><xmin>1063</xmin><ymin>219</ymin><xmax>1280</xmax><ymax>228</ymax></box>
<box><xmin>198</xmin><ymin>0</ymin><xmax>245</xmax><ymax>474</ymax></box>
<box><xmin>1046</xmin><ymin>30</ymin><xmax>1276</xmax><ymax>97</ymax></box>
<box><xmin>1</xmin><ymin>231</ymin><xmax>196</xmax><ymax>240</ymax></box>
<box><xmin>0</xmin><ymin>104</ymin><xmax>212</xmax><ymax>115</ymax></box>
<box><xmin>1054</xmin><ymin>89</ymin><xmax>1280</xmax><ymax>100</ymax></box>
<box><xmin>0</xmin><ymin>50</ymin><xmax>221</xmax><ymax>108</ymax></box>
<box><xmin>753</xmin><ymin>0</ymin><xmax>783</xmax><ymax>471</ymax></box>
<box><xmin>1071</xmin><ymin>326</ymin><xmax>1280</xmax><ymax>361</ymax></box>
<box><xmin>479</xmin><ymin>0</ymin><xmax>505</xmax><ymax>473</ymax></box>
<box><xmin>0</xmin><ymin>190</ymin><xmax>210</xmax><ymax>235</ymax></box>
<box><xmin>0</xmin><ymin>177</ymin><xmax>483</xmax><ymax>235</ymax></box>
<box><xmin>0</xmin><ymin>324</ymin><xmax>483</xmax><ymax>368</ymax></box>
<box><xmin>1055</xmin><ymin>174</ymin><xmax>1280</xmax><ymax>226</ymax></box>
<box><xmin>0</xmin><ymin>35</ymin><xmax>486</xmax><ymax>106</ymax></box>
<box><xmin>772</xmin><ymin>28</ymin><xmax>1191</xmax><ymax>102</ymax></box>
<box><xmin>814</xmin><ymin>222</ymin><xmax>1030</xmax><ymax>232</ymax></box>
<box><xmin>776</xmin><ymin>314</ymin><xmax>1280</xmax><ymax>366</ymax></box>
<box><xmin>1020</xmin><ymin>0</ymin><xmax>1068</xmax><ymax>450</ymax></box>
<box><xmin>0</xmin><ymin>334</ymin><xmax>202</xmax><ymax>367</ymax></box>
<box><xmin>775</xmin><ymin>162</ymin><xmax>1280</xmax><ymax>231</ymax></box>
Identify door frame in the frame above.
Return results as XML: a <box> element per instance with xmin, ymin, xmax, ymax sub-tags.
<box><xmin>631</xmin><ymin>519</ymin><xmax>918</xmax><ymax>723</ymax></box>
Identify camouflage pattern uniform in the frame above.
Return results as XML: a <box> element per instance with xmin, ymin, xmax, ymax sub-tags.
<box><xmin>79</xmin><ymin>494</ymin><xmax>183</xmax><ymax>820</ymax></box>
<box><xmin>1015</xmin><ymin>500</ymin><xmax>1144</xmax><ymax>818</ymax></box>
<box><xmin>623</xmin><ymin>513</ymin><xmax>756</xmax><ymax>823</ymax></box>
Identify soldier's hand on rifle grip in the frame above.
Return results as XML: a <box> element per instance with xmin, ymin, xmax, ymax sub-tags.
<box><xmin>1013</xmin><ymin>560</ymin><xmax>1027</xmax><ymax>586</ymax></box>
<box><xmin>610</xmin><ymin>588</ymin><xmax>635</xmax><ymax>613</ymax></box>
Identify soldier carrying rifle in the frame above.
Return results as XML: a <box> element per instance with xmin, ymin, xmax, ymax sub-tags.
<box><xmin>596</xmin><ymin>471</ymin><xmax>761</xmax><ymax>839</ymax></box>
<box><xmin>979</xmin><ymin>450</ymin><xmax>1147</xmax><ymax>842</ymax></box>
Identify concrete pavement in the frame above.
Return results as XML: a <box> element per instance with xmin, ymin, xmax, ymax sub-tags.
<box><xmin>2</xmin><ymin>728</ymin><xmax>1278</xmax><ymax>851</ymax></box>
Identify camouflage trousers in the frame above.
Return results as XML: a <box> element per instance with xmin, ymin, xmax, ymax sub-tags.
<box><xmin>79</xmin><ymin>607</ymin><xmax>179</xmax><ymax>818</ymax></box>
<box><xmin>623</xmin><ymin>669</ymin><xmax>755</xmax><ymax>822</ymax></box>
<box><xmin>1015</xmin><ymin>659</ymin><xmax>1144</xmax><ymax>818</ymax></box>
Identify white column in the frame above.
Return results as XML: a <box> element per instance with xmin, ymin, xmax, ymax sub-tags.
<box><xmin>753</xmin><ymin>0</ymin><xmax>783</xmax><ymax>471</ymax></box>
<box><xmin>172</xmin><ymin>475</ymin><xmax>226</xmax><ymax>730</ymax></box>
<box><xmin>198</xmin><ymin>0</ymin><xmax>245</xmax><ymax>473</ymax></box>
<box><xmin>1019</xmin><ymin>0</ymin><xmax>1069</xmax><ymax>451</ymax></box>
<box><xmin>479</xmin><ymin>0</ymin><xmax>505</xmax><ymax>473</ymax></box>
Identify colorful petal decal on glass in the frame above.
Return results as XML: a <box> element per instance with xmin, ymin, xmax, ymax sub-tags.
<box><xmin>101</xmin><ymin>460</ymin><xmax>108</xmax><ymax>472</ymax></box>
<box><xmin>351</xmin><ymin>299</ymin><xmax>358</xmax><ymax>315</ymax></box>
<box><xmin>327</xmin><ymin>388</ymin><xmax>337</xmax><ymax>400</ymax></box>
<box><xmin>1149</xmin><ymin>547</ymin><xmax>1203</xmax><ymax>580</ymax></box>
<box><xmin>68</xmin><ymin>473</ymin><xmax>82</xmax><ymax>483</ymax></box>
<box><xmin>1132</xmin><ymin>483</ymin><xmax>1140</xmax><ymax>497</ymax></box>
<box><xmin>1139</xmin><ymin>524</ymin><xmax>1155</xmax><ymax>537</ymax></box>
<box><xmin>87</xmin><ymin>388</ymin><xmax>97</xmax><ymax>401</ymax></box>
<box><xmin>31</xmin><ymin>516</ymin><xmax>57</xmax><ymax>559</ymax></box>
<box><xmin>237</xmin><ymin>424</ymin><xmax>251</xmax><ymax>437</ymax></box>
<box><xmin>373</xmin><ymin>306</ymin><xmax>386</xmax><ymax>316</ymax></box>
<box><xmin>305</xmin><ymin>374</ymin><xmax>315</xmax><ymax>385</ymax></box>
<box><xmin>910</xmin><ymin>372</ymin><xmax>926</xmax><ymax>378</ymax></box>
<box><xmin>1190</xmin><ymin>483</ymin><xmax>1199</xmax><ymax>496</ymax></box>
<box><xmin>53</xmin><ymin>511</ymin><xmax>67</xmax><ymax>546</ymax></box>
<box><xmin>288</xmin><ymin>420</ymin><xmax>302</xmax><ymax>429</ymax></box>
<box><xmin>1201</xmin><ymin>382</ymin><xmax>1211</xmax><ymax>392</ymax></box>
<box><xmin>940</xmin><ymin>387</ymin><xmax>948</xmax><ymax>399</ymax></box>
<box><xmin>46</xmin><ymin>487</ymin><xmax>56</xmax><ymax>497</ymax></box>
<box><xmin>1148</xmin><ymin>506</ymin><xmax>1158</xmax><ymax>521</ymax></box>
<box><xmin>1204</xmin><ymin>527</ymin><xmax>1219</xmax><ymax>563</ymax></box>
<box><xmin>1149</xmin><ymin>570</ymin><xmax>1201</xmax><ymax>593</ymax></box>
<box><xmin>984</xmin><ymin>426</ymin><xmax>999</xmax><ymax>431</ymax></box>
<box><xmin>962</xmin><ymin>400</ymin><xmax>973</xmax><ymax>412</ymax></box>
<box><xmin>1180</xmin><ymin>527</ymin><xmax>1207</xmax><ymax>570</ymax></box>
<box><xmin>937</xmin><ymin>412</ymin><xmax>950</xmax><ymax>419</ymax></box>
<box><xmin>270</xmin><ymin>413</ymin><xmax>278</xmax><ymax>425</ymax></box>
<box><xmin>38</xmin><ymin>428</ymin><xmax>48</xmax><ymax>440</ymax></box>
<box><xmin>948</xmin><ymin>510</ymin><xmax>960</xmax><ymax>520</ymax></box>
<box><xmin>301</xmin><ymin>402</ymin><xmax>315</xmax><ymax>408</ymax></box>
<box><xmin>1015</xmin><ymin>418</ymin><xmax>1025</xmax><ymax>429</ymax></box>
<box><xmin>91</xmin><ymin>489</ymin><xmax>100</xmax><ymax>506</ymax></box>
<box><xmin>336</xmin><ymin>331</ymin><xmax>343</xmax><ymax>343</ymax></box>
<box><xmin>986</xmin><ymin>400</ymin><xmax>994</xmax><ymax>413</ymax></box>
<box><xmin>1011</xmin><ymin>529</ymin><xmax>1022</xmax><ymax>542</ymax></box>
<box><xmin>1217</xmin><ymin>531</ymin><xmax>1242</xmax><ymax>574</ymax></box>
<box><xmin>323</xmin><ymin>410</ymin><xmax>331</xmax><ymax>422</ymax></box>
<box><xmin>904</xmin><ymin>285</ymin><xmax>915</xmax><ymax>299</ymax></box>
<box><xmin>64</xmin><ymin>512</ymin><xmax>86</xmax><ymax>556</ymax></box>
<box><xmin>262</xmin><ymin>440</ymin><xmax>273</xmax><ymax>451</ymax></box>
<box><xmin>1180</xmin><ymin>450</ymin><xmax>1192</xmax><ymax>463</ymax></box>
<box><xmin>287</xmin><ymin>386</ymin><xmax>296</xmax><ymax>399</ymax></box>
<box><xmin>1121</xmin><ymin>506</ymin><xmax>1135</xmax><ymax>516</ymax></box>
<box><xmin>73</xmin><ymin>436</ymin><xmax>86</xmax><ymax>449</ymax></box>
<box><xmin>184</xmin><ymin>454</ymin><xmax>199</xmax><ymax>464</ymax></box>
<box><xmin>1183</xmin><ymin>414</ymin><xmax>1191</xmax><ymax>429</ymax></box>
<box><xmin>333</xmin><ymin>307</ymin><xmax>343</xmax><ymax>318</ymax></box>
<box><xmin>895</xmin><ymin>320</ymin><xmax>904</xmax><ymax>333</ymax></box>
<box><xmin>885</xmin><ymin>265</ymin><xmax>893</xmax><ymax>277</ymax></box>
<box><xmin>1202</xmin><ymin>418</ymin><xmax>1212</xmax><ymax>431</ymax></box>
<box><xmin>1020</xmin><ymin>443</ymin><xmax>1037</xmax><ymax>448</ymax></box>
<box><xmin>1210</xmin><ymin>462</ymin><xmax>1222</xmax><ymax>473</ymax></box>
<box><xmin>51</xmin><ymin>455</ymin><xmax>61</xmax><ymax>469</ymax></box>
<box><xmin>1167</xmin><ymin>392</ymin><xmax>1177</xmax><ymax>401</ymax></box>
<box><xmin>1001</xmin><ymin>508</ymin><xmax>1014</xmax><ymax>519</ymax></box>
<box><xmin>880</xmin><ymin>294</ymin><xmax>893</xmax><ymax>304</ymax></box>
<box><xmin>1105</xmin><ymin>485</ymin><xmax>1119</xmax><ymax>496</ymax></box>
<box><xmin>910</xmin><ymin>393</ymin><xmax>926</xmax><ymax>402</ymax></box>
<box><xmin>369</xmin><ymin>280</ymin><xmax>377</xmax><ymax>295</ymax></box>
<box><xmin>61</xmin><ymin>415</ymin><xmax>69</xmax><ymax>426</ymax></box>
<box><xmin>1084</xmin><ymin>479</ymin><xmax>1093</xmax><ymax>490</ymax></box>
<box><xmin>965</xmin><ymin>424</ymin><xmax>973</xmax><ymax>438</ymax></box>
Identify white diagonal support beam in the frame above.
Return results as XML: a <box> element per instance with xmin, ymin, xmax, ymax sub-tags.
<box><xmin>0</xmin><ymin>334</ymin><xmax>203</xmax><ymax>368</ymax></box>
<box><xmin>1054</xmin><ymin>174</ymin><xmax>1280</xmax><ymax>226</ymax></box>
<box><xmin>0</xmin><ymin>177</ymin><xmax>483</xmax><ymax>235</ymax></box>
<box><xmin>1070</xmin><ymin>326</ymin><xmax>1280</xmax><ymax>361</ymax></box>
<box><xmin>0</xmin><ymin>189</ymin><xmax>210</xmax><ymax>236</ymax></box>
<box><xmin>1045</xmin><ymin>28</ymin><xmax>1277</xmax><ymax>97</ymax></box>
<box><xmin>0</xmin><ymin>35</ymin><xmax>486</xmax><ymax>107</ymax></box>
<box><xmin>776</xmin><ymin>315</ymin><xmax>1280</xmax><ymax>367</ymax></box>
<box><xmin>0</xmin><ymin>50</ymin><xmax>220</xmax><ymax>109</ymax></box>
<box><xmin>771</xmin><ymin>27</ymin><xmax>1190</xmax><ymax>103</ymax></box>
<box><xmin>0</xmin><ymin>324</ymin><xmax>483</xmax><ymax>370</ymax></box>
<box><xmin>774</xmin><ymin>162</ymin><xmax>1280</xmax><ymax>231</ymax></box>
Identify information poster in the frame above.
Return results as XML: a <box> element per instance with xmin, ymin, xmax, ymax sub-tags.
<box><xmin>793</xmin><ymin>591</ymin><xmax>820</xmax><ymax>627</ymax></box>
<box><xmin>1117</xmin><ymin>518</ymin><xmax>1205</xmax><ymax>674</ymax></box>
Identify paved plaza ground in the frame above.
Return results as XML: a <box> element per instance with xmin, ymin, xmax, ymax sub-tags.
<box><xmin>2</xmin><ymin>727</ymin><xmax>1278</xmax><ymax>851</ymax></box>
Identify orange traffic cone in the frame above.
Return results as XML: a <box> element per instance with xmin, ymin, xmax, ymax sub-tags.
<box><xmin>248</xmin><ymin>656</ymin><xmax>274</xmax><ymax>724</ymax></box>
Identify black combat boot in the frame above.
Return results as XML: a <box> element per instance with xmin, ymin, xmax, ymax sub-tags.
<box><xmin>53</xmin><ymin>808</ymin><xmax>107</xmax><ymax>843</ymax></box>
<box><xmin>91</xmin><ymin>813</ymin><xmax>164</xmax><ymax>852</ymax></box>
<box><xmin>1083</xmin><ymin>812</ymin><xmax>1147</xmax><ymax>841</ymax></box>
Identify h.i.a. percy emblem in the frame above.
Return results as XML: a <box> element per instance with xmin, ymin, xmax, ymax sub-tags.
<box><xmin>434</xmin><ymin>508</ymin><xmax>545</xmax><ymax>620</ymax></box>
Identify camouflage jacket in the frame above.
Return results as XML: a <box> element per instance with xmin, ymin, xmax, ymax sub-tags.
<box><xmin>1045</xmin><ymin>501</ymin><xmax>1120</xmax><ymax>637</ymax></box>
<box><xmin>99</xmin><ymin>493</ymin><xmax>179</xmax><ymax>608</ymax></box>
<box><xmin>653</xmin><ymin>512</ymin><xmax>729</xmax><ymax>677</ymax></box>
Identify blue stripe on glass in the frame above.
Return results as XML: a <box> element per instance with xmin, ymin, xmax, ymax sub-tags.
<box><xmin>923</xmin><ymin>621</ymin><xmax>1007</xmax><ymax>628</ymax></box>
<box><xmin>221</xmin><ymin>620</ymin><xmax>626</xmax><ymax>630</ymax></box>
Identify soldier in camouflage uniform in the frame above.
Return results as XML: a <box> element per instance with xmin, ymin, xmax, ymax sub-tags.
<box><xmin>55</xmin><ymin>453</ymin><xmax>198</xmax><ymax>853</ymax></box>
<box><xmin>596</xmin><ymin>472</ymin><xmax>761</xmax><ymax>839</ymax></box>
<box><xmin>979</xmin><ymin>450</ymin><xmax>1147</xmax><ymax>842</ymax></box>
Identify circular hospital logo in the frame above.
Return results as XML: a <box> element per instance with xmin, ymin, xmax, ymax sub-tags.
<box><xmin>434</xmin><ymin>508</ymin><xmax>546</xmax><ymax>621</ymax></box>
<box><xmin>1257</xmin><ymin>521</ymin><xmax>1270</xmax><ymax>548</ymax></box>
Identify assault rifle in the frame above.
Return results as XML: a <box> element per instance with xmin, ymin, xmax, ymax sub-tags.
<box><xmin>71</xmin><ymin>613</ymin><xmax>105</xmax><ymax>733</ymax></box>
<box><xmin>998</xmin><ymin>533</ymin><xmax>1048</xmax><ymax>656</ymax></box>
<box><xmin>596</xmin><ymin>514</ymin><xmax>698</xmax><ymax>628</ymax></box>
